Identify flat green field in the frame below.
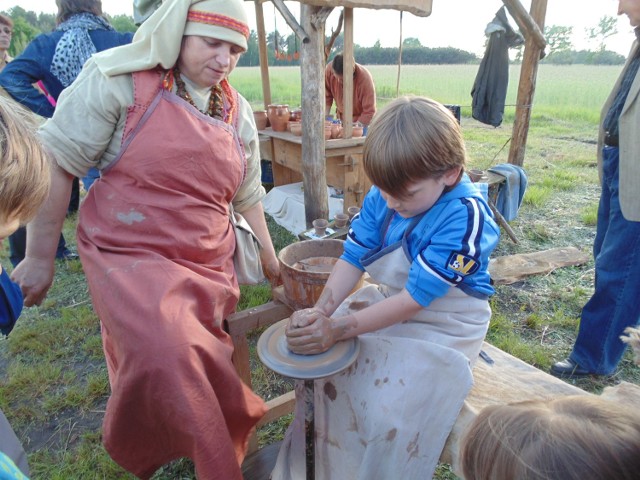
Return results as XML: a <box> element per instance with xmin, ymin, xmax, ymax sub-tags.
<box><xmin>231</xmin><ymin>63</ymin><xmax>620</xmax><ymax>124</ymax></box>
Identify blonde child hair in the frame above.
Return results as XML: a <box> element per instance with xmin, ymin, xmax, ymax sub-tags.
<box><xmin>0</xmin><ymin>95</ymin><xmax>50</xmax><ymax>225</ymax></box>
<box><xmin>460</xmin><ymin>395</ymin><xmax>640</xmax><ymax>480</ymax></box>
<box><xmin>363</xmin><ymin>96</ymin><xmax>465</xmax><ymax>198</ymax></box>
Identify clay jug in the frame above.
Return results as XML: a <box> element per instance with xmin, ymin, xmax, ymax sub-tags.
<box><xmin>267</xmin><ymin>104</ymin><xmax>290</xmax><ymax>132</ymax></box>
<box><xmin>330</xmin><ymin>123</ymin><xmax>342</xmax><ymax>139</ymax></box>
<box><xmin>253</xmin><ymin>110</ymin><xmax>268</xmax><ymax>130</ymax></box>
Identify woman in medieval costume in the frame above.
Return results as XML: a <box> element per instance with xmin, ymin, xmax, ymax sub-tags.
<box><xmin>11</xmin><ymin>0</ymin><xmax>279</xmax><ymax>478</ymax></box>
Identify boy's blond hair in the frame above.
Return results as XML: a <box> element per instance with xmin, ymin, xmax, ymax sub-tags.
<box><xmin>363</xmin><ymin>96</ymin><xmax>465</xmax><ymax>198</ymax></box>
<box><xmin>460</xmin><ymin>395</ymin><xmax>640</xmax><ymax>480</ymax></box>
<box><xmin>0</xmin><ymin>96</ymin><xmax>50</xmax><ymax>224</ymax></box>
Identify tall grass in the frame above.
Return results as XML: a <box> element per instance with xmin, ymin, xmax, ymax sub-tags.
<box><xmin>230</xmin><ymin>64</ymin><xmax>619</xmax><ymax>125</ymax></box>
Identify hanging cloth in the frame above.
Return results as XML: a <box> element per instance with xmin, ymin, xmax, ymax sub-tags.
<box><xmin>471</xmin><ymin>7</ymin><xmax>524</xmax><ymax>127</ymax></box>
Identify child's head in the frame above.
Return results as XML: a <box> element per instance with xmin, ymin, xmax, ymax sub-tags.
<box><xmin>0</xmin><ymin>96</ymin><xmax>50</xmax><ymax>239</ymax></box>
<box><xmin>363</xmin><ymin>96</ymin><xmax>465</xmax><ymax>199</ymax></box>
<box><xmin>460</xmin><ymin>395</ymin><xmax>640</xmax><ymax>480</ymax></box>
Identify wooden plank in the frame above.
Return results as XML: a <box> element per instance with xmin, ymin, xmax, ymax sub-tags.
<box><xmin>299</xmin><ymin>0</ymin><xmax>433</xmax><ymax>17</ymax></box>
<box><xmin>488</xmin><ymin>246</ymin><xmax>589</xmax><ymax>285</ymax></box>
<box><xmin>441</xmin><ymin>342</ymin><xmax>589</xmax><ymax>474</ymax></box>
<box><xmin>225</xmin><ymin>301</ymin><xmax>293</xmax><ymax>336</ymax></box>
<box><xmin>508</xmin><ymin>0</ymin><xmax>547</xmax><ymax>166</ymax></box>
<box><xmin>257</xmin><ymin>391</ymin><xmax>297</xmax><ymax>428</ymax></box>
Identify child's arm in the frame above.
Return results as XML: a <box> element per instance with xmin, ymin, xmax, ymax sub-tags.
<box><xmin>286</xmin><ymin>286</ymin><xmax>423</xmax><ymax>355</ymax></box>
<box><xmin>11</xmin><ymin>163</ymin><xmax>74</xmax><ymax>307</ymax></box>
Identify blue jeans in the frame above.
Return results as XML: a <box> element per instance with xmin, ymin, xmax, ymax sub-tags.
<box><xmin>8</xmin><ymin>227</ymin><xmax>68</xmax><ymax>267</ymax></box>
<box><xmin>570</xmin><ymin>146</ymin><xmax>640</xmax><ymax>374</ymax></box>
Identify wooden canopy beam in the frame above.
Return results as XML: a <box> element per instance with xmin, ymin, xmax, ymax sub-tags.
<box><xmin>273</xmin><ymin>0</ymin><xmax>310</xmax><ymax>44</ymax></box>
<box><xmin>502</xmin><ymin>0</ymin><xmax>546</xmax><ymax>51</ymax></box>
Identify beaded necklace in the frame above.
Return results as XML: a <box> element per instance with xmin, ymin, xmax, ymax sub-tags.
<box><xmin>163</xmin><ymin>67</ymin><xmax>234</xmax><ymax>122</ymax></box>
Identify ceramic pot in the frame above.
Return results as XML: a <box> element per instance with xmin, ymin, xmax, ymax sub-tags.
<box><xmin>347</xmin><ymin>206</ymin><xmax>360</xmax><ymax>220</ymax></box>
<box><xmin>334</xmin><ymin>213</ymin><xmax>349</xmax><ymax>228</ymax></box>
<box><xmin>352</xmin><ymin>125</ymin><xmax>364</xmax><ymax>137</ymax></box>
<box><xmin>289</xmin><ymin>121</ymin><xmax>302</xmax><ymax>136</ymax></box>
<box><xmin>324</xmin><ymin>125</ymin><xmax>332</xmax><ymax>140</ymax></box>
<box><xmin>290</xmin><ymin>108</ymin><xmax>302</xmax><ymax>122</ymax></box>
<box><xmin>253</xmin><ymin>110</ymin><xmax>268</xmax><ymax>130</ymax></box>
<box><xmin>312</xmin><ymin>218</ymin><xmax>329</xmax><ymax>236</ymax></box>
<box><xmin>330</xmin><ymin>123</ymin><xmax>342</xmax><ymax>139</ymax></box>
<box><xmin>267</xmin><ymin>104</ymin><xmax>290</xmax><ymax>132</ymax></box>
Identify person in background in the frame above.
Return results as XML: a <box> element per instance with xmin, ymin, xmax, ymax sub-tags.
<box><xmin>0</xmin><ymin>14</ymin><xmax>13</xmax><ymax>72</ymax></box>
<box><xmin>551</xmin><ymin>0</ymin><xmax>640</xmax><ymax>378</ymax></box>
<box><xmin>0</xmin><ymin>94</ymin><xmax>52</xmax><ymax>480</ymax></box>
<box><xmin>0</xmin><ymin>0</ymin><xmax>133</xmax><ymax>268</ymax></box>
<box><xmin>459</xmin><ymin>395</ymin><xmax>640</xmax><ymax>480</ymax></box>
<box><xmin>10</xmin><ymin>0</ymin><xmax>280</xmax><ymax>477</ymax></box>
<box><xmin>272</xmin><ymin>96</ymin><xmax>499</xmax><ymax>480</ymax></box>
<box><xmin>325</xmin><ymin>52</ymin><xmax>376</xmax><ymax>127</ymax></box>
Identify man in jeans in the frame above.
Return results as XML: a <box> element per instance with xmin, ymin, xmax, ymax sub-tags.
<box><xmin>551</xmin><ymin>0</ymin><xmax>640</xmax><ymax>378</ymax></box>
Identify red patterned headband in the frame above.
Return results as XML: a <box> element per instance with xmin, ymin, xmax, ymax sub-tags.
<box><xmin>187</xmin><ymin>11</ymin><xmax>249</xmax><ymax>39</ymax></box>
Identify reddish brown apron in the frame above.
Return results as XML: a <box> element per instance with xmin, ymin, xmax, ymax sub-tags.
<box><xmin>76</xmin><ymin>70</ymin><xmax>266</xmax><ymax>479</ymax></box>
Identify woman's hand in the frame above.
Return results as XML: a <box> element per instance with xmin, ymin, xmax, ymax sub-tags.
<box><xmin>285</xmin><ymin>308</ymin><xmax>337</xmax><ymax>354</ymax></box>
<box><xmin>11</xmin><ymin>256</ymin><xmax>55</xmax><ymax>307</ymax></box>
<box><xmin>262</xmin><ymin>255</ymin><xmax>282</xmax><ymax>288</ymax></box>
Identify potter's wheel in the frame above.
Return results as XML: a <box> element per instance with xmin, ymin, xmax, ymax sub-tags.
<box><xmin>257</xmin><ymin>319</ymin><xmax>359</xmax><ymax>380</ymax></box>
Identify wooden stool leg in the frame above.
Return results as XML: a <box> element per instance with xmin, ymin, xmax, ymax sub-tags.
<box><xmin>304</xmin><ymin>379</ymin><xmax>315</xmax><ymax>480</ymax></box>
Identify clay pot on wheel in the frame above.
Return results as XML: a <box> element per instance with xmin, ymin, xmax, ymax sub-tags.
<box><xmin>267</xmin><ymin>104</ymin><xmax>290</xmax><ymax>132</ymax></box>
<box><xmin>253</xmin><ymin>110</ymin><xmax>268</xmax><ymax>130</ymax></box>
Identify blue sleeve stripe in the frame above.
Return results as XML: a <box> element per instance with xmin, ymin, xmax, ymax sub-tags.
<box><xmin>416</xmin><ymin>254</ymin><xmax>460</xmax><ymax>286</ymax></box>
<box><xmin>460</xmin><ymin>198</ymin><xmax>484</xmax><ymax>257</ymax></box>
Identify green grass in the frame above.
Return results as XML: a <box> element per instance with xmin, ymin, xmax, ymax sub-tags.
<box><xmin>1</xmin><ymin>63</ymin><xmax>639</xmax><ymax>479</ymax></box>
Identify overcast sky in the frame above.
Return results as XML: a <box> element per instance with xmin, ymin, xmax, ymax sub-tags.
<box><xmin>0</xmin><ymin>0</ymin><xmax>635</xmax><ymax>56</ymax></box>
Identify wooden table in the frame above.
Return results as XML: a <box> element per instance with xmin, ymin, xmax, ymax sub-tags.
<box><xmin>259</xmin><ymin>129</ymin><xmax>371</xmax><ymax>209</ymax></box>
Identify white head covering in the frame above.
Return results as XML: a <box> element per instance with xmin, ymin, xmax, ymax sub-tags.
<box><xmin>94</xmin><ymin>0</ymin><xmax>249</xmax><ymax>77</ymax></box>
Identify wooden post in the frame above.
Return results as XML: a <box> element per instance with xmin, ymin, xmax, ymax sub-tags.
<box><xmin>342</xmin><ymin>8</ymin><xmax>354</xmax><ymax>138</ymax></box>
<box><xmin>300</xmin><ymin>4</ymin><xmax>329</xmax><ymax>227</ymax></box>
<box><xmin>254</xmin><ymin>0</ymin><xmax>271</xmax><ymax>108</ymax></box>
<box><xmin>507</xmin><ymin>0</ymin><xmax>547</xmax><ymax>166</ymax></box>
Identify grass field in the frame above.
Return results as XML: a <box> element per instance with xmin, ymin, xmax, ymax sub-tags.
<box><xmin>1</xmin><ymin>63</ymin><xmax>638</xmax><ymax>479</ymax></box>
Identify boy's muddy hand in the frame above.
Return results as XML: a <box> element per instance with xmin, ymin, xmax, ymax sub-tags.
<box><xmin>288</xmin><ymin>308</ymin><xmax>324</xmax><ymax>329</ymax></box>
<box><xmin>285</xmin><ymin>311</ymin><xmax>336</xmax><ymax>355</ymax></box>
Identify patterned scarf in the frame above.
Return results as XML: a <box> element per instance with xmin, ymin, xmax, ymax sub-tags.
<box><xmin>51</xmin><ymin>13</ymin><xmax>115</xmax><ymax>87</ymax></box>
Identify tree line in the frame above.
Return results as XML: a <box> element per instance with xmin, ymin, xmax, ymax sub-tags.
<box><xmin>1</xmin><ymin>6</ymin><xmax>625</xmax><ymax>67</ymax></box>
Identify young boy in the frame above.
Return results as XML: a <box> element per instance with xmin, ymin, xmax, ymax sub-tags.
<box><xmin>0</xmin><ymin>94</ymin><xmax>51</xmax><ymax>478</ymax></box>
<box><xmin>273</xmin><ymin>96</ymin><xmax>500</xmax><ymax>480</ymax></box>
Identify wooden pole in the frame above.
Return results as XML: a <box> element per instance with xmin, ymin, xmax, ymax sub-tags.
<box><xmin>396</xmin><ymin>11</ymin><xmax>403</xmax><ymax>97</ymax></box>
<box><xmin>254</xmin><ymin>0</ymin><xmax>271</xmax><ymax>108</ymax></box>
<box><xmin>342</xmin><ymin>8</ymin><xmax>354</xmax><ymax>138</ymax></box>
<box><xmin>507</xmin><ymin>0</ymin><xmax>547</xmax><ymax>167</ymax></box>
<box><xmin>300</xmin><ymin>4</ymin><xmax>329</xmax><ymax>227</ymax></box>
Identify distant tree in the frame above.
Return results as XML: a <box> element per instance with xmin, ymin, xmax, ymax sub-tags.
<box><xmin>36</xmin><ymin>12</ymin><xmax>55</xmax><ymax>32</ymax></box>
<box><xmin>7</xmin><ymin>16</ymin><xmax>39</xmax><ymax>56</ymax></box>
<box><xmin>403</xmin><ymin>37</ymin><xmax>422</xmax><ymax>48</ymax></box>
<box><xmin>373</xmin><ymin>39</ymin><xmax>381</xmax><ymax>49</ymax></box>
<box><xmin>109</xmin><ymin>14</ymin><xmax>137</xmax><ymax>33</ymax></box>
<box><xmin>544</xmin><ymin>25</ymin><xmax>573</xmax><ymax>55</ymax></box>
<box><xmin>586</xmin><ymin>15</ymin><xmax>618</xmax><ymax>51</ymax></box>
